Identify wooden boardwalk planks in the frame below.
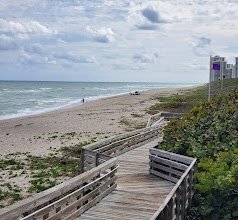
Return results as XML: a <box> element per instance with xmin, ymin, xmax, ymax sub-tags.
<box><xmin>77</xmin><ymin>140</ymin><xmax>175</xmax><ymax>220</ymax></box>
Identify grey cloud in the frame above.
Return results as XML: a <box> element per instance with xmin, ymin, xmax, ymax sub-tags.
<box><xmin>196</xmin><ymin>37</ymin><xmax>211</xmax><ymax>48</ymax></box>
<box><xmin>0</xmin><ymin>40</ymin><xmax>18</xmax><ymax>51</ymax></box>
<box><xmin>136</xmin><ymin>24</ymin><xmax>158</xmax><ymax>30</ymax></box>
<box><xmin>141</xmin><ymin>7</ymin><xmax>167</xmax><ymax>24</ymax></box>
<box><xmin>94</xmin><ymin>35</ymin><xmax>111</xmax><ymax>43</ymax></box>
<box><xmin>191</xmin><ymin>36</ymin><xmax>212</xmax><ymax>57</ymax></box>
<box><xmin>24</xmin><ymin>44</ymin><xmax>44</xmax><ymax>55</ymax></box>
<box><xmin>112</xmin><ymin>63</ymin><xmax>145</xmax><ymax>71</ymax></box>
<box><xmin>132</xmin><ymin>53</ymin><xmax>158</xmax><ymax>64</ymax></box>
<box><xmin>20</xmin><ymin>51</ymin><xmax>48</xmax><ymax>65</ymax></box>
<box><xmin>53</xmin><ymin>53</ymin><xmax>96</xmax><ymax>64</ymax></box>
<box><xmin>90</xmin><ymin>27</ymin><xmax>115</xmax><ymax>43</ymax></box>
<box><xmin>58</xmin><ymin>33</ymin><xmax>89</xmax><ymax>43</ymax></box>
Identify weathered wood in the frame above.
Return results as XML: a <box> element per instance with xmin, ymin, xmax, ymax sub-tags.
<box><xmin>66</xmin><ymin>184</ymin><xmax>117</xmax><ymax>220</ymax></box>
<box><xmin>0</xmin><ymin>157</ymin><xmax>117</xmax><ymax>220</ymax></box>
<box><xmin>24</xmin><ymin>167</ymin><xmax>118</xmax><ymax>219</ymax></box>
<box><xmin>78</xmin><ymin>140</ymin><xmax>175</xmax><ymax>220</ymax></box>
<box><xmin>96</xmin><ymin>128</ymin><xmax>162</xmax><ymax>155</ymax></box>
<box><xmin>150</xmin><ymin>148</ymin><xmax>194</xmax><ymax>165</ymax></box>
<box><xmin>86</xmin><ymin>125</ymin><xmax>161</xmax><ymax>151</ymax></box>
<box><xmin>150</xmin><ymin>155</ymin><xmax>189</xmax><ymax>171</ymax></box>
<box><xmin>149</xmin><ymin>162</ymin><xmax>184</xmax><ymax>177</ymax></box>
<box><xmin>149</xmin><ymin>169</ymin><xmax>179</xmax><ymax>183</ymax></box>
<box><xmin>150</xmin><ymin>149</ymin><xmax>197</xmax><ymax>220</ymax></box>
<box><xmin>0</xmin><ymin>112</ymin><xmax>194</xmax><ymax>220</ymax></box>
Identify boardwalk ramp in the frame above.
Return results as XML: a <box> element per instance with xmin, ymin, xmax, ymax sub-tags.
<box><xmin>78</xmin><ymin>140</ymin><xmax>174</xmax><ymax>220</ymax></box>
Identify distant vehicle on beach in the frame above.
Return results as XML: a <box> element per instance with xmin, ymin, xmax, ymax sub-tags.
<box><xmin>130</xmin><ymin>91</ymin><xmax>140</xmax><ymax>95</ymax></box>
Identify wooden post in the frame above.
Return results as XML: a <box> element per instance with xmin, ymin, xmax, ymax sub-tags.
<box><xmin>180</xmin><ymin>180</ymin><xmax>186</xmax><ymax>220</ymax></box>
<box><xmin>95</xmin><ymin>153</ymin><xmax>99</xmax><ymax>167</ymax></box>
<box><xmin>80</xmin><ymin>148</ymin><xmax>85</xmax><ymax>174</ymax></box>
<box><xmin>176</xmin><ymin>186</ymin><xmax>181</xmax><ymax>220</ymax></box>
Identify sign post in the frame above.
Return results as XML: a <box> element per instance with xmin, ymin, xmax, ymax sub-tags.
<box><xmin>208</xmin><ymin>56</ymin><xmax>211</xmax><ymax>102</ymax></box>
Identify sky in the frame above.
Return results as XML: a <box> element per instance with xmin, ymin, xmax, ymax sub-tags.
<box><xmin>0</xmin><ymin>0</ymin><xmax>238</xmax><ymax>83</ymax></box>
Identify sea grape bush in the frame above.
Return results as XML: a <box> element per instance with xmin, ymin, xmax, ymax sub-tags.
<box><xmin>159</xmin><ymin>89</ymin><xmax>238</xmax><ymax>219</ymax></box>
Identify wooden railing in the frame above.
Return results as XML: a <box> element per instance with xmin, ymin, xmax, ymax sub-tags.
<box><xmin>80</xmin><ymin>124</ymin><xmax>164</xmax><ymax>173</ymax></box>
<box><xmin>0</xmin><ymin>111</ymin><xmax>187</xmax><ymax>219</ymax></box>
<box><xmin>147</xmin><ymin>112</ymin><xmax>183</xmax><ymax>127</ymax></box>
<box><xmin>149</xmin><ymin>148</ymin><xmax>196</xmax><ymax>220</ymax></box>
<box><xmin>81</xmin><ymin>149</ymin><xmax>113</xmax><ymax>173</ymax></box>
<box><xmin>0</xmin><ymin>156</ymin><xmax>118</xmax><ymax>220</ymax></box>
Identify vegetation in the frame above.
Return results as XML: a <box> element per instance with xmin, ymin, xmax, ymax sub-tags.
<box><xmin>0</xmin><ymin>131</ymin><xmax>105</xmax><ymax>207</ymax></box>
<box><xmin>158</xmin><ymin>87</ymin><xmax>238</xmax><ymax>219</ymax></box>
<box><xmin>146</xmin><ymin>78</ymin><xmax>238</xmax><ymax>114</ymax></box>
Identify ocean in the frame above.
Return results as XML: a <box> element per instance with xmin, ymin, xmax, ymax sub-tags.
<box><xmin>0</xmin><ymin>81</ymin><xmax>197</xmax><ymax>120</ymax></box>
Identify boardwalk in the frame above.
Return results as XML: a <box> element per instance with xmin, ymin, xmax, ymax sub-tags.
<box><xmin>78</xmin><ymin>140</ymin><xmax>175</xmax><ymax>220</ymax></box>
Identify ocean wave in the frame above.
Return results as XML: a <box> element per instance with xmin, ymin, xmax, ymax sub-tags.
<box><xmin>40</xmin><ymin>88</ymin><xmax>52</xmax><ymax>90</ymax></box>
<box><xmin>0</xmin><ymin>82</ymin><xmax>199</xmax><ymax>121</ymax></box>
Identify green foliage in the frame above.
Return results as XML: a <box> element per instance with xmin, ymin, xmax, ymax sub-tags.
<box><xmin>0</xmin><ymin>184</ymin><xmax>22</xmax><ymax>207</ymax></box>
<box><xmin>146</xmin><ymin>85</ymin><xmax>207</xmax><ymax>114</ymax></box>
<box><xmin>29</xmin><ymin>178</ymin><xmax>57</xmax><ymax>193</ymax></box>
<box><xmin>146</xmin><ymin>78</ymin><xmax>238</xmax><ymax>115</ymax></box>
<box><xmin>0</xmin><ymin>159</ymin><xmax>22</xmax><ymax>169</ymax></box>
<box><xmin>27</xmin><ymin>155</ymin><xmax>80</xmax><ymax>193</ymax></box>
<box><xmin>159</xmin><ymin>88</ymin><xmax>238</xmax><ymax>219</ymax></box>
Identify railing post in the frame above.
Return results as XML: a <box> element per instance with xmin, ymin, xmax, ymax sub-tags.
<box><xmin>80</xmin><ymin>148</ymin><xmax>84</xmax><ymax>174</ymax></box>
<box><xmin>176</xmin><ymin>186</ymin><xmax>181</xmax><ymax>220</ymax></box>
<box><xmin>95</xmin><ymin>153</ymin><xmax>99</xmax><ymax>167</ymax></box>
<box><xmin>187</xmin><ymin>170</ymin><xmax>193</xmax><ymax>208</ymax></box>
<box><xmin>180</xmin><ymin>180</ymin><xmax>186</xmax><ymax>219</ymax></box>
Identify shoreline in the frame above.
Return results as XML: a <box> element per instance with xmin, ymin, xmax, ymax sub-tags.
<box><xmin>0</xmin><ymin>86</ymin><xmax>197</xmax><ymax>156</ymax></box>
<box><xmin>0</xmin><ymin>84</ymin><xmax>199</xmax><ymax>122</ymax></box>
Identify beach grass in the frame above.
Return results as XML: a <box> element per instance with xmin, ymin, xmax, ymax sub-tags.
<box><xmin>0</xmin><ymin>131</ymin><xmax>107</xmax><ymax>207</ymax></box>
<box><xmin>146</xmin><ymin>78</ymin><xmax>238</xmax><ymax>114</ymax></box>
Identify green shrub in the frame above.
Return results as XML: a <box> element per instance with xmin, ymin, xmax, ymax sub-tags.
<box><xmin>159</xmin><ymin>89</ymin><xmax>238</xmax><ymax>219</ymax></box>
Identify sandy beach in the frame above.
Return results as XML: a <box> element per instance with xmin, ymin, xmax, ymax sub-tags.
<box><xmin>0</xmin><ymin>86</ymin><xmax>195</xmax><ymax>157</ymax></box>
<box><xmin>0</xmin><ymin>86</ymin><xmax>198</xmax><ymax>208</ymax></box>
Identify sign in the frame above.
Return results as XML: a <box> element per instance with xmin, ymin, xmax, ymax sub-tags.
<box><xmin>213</xmin><ymin>63</ymin><xmax>220</xmax><ymax>71</ymax></box>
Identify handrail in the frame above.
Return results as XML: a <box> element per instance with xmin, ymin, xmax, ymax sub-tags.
<box><xmin>0</xmin><ymin>111</ymin><xmax>179</xmax><ymax>220</ymax></box>
<box><xmin>147</xmin><ymin>112</ymin><xmax>183</xmax><ymax>127</ymax></box>
<box><xmin>81</xmin><ymin>125</ymin><xmax>164</xmax><ymax>173</ymax></box>
<box><xmin>22</xmin><ymin>165</ymin><xmax>119</xmax><ymax>220</ymax></box>
<box><xmin>94</xmin><ymin>126</ymin><xmax>163</xmax><ymax>155</ymax></box>
<box><xmin>86</xmin><ymin>124</ymin><xmax>163</xmax><ymax>151</ymax></box>
<box><xmin>149</xmin><ymin>148</ymin><xmax>197</xmax><ymax>220</ymax></box>
<box><xmin>0</xmin><ymin>156</ymin><xmax>117</xmax><ymax>220</ymax></box>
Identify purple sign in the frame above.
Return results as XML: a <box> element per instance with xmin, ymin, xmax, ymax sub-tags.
<box><xmin>213</xmin><ymin>63</ymin><xmax>220</xmax><ymax>71</ymax></box>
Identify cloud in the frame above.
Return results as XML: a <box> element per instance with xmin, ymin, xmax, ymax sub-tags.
<box><xmin>1</xmin><ymin>0</ymin><xmax>238</xmax><ymax>82</ymax></box>
<box><xmin>20</xmin><ymin>50</ymin><xmax>49</xmax><ymax>65</ymax></box>
<box><xmin>87</xmin><ymin>26</ymin><xmax>115</xmax><ymax>43</ymax></box>
<box><xmin>141</xmin><ymin>7</ymin><xmax>168</xmax><ymax>24</ymax></box>
<box><xmin>23</xmin><ymin>44</ymin><xmax>44</xmax><ymax>55</ymax></box>
<box><xmin>0</xmin><ymin>19</ymin><xmax>56</xmax><ymax>37</ymax></box>
<box><xmin>196</xmin><ymin>37</ymin><xmax>211</xmax><ymax>48</ymax></box>
<box><xmin>136</xmin><ymin>24</ymin><xmax>158</xmax><ymax>30</ymax></box>
<box><xmin>0</xmin><ymin>35</ymin><xmax>18</xmax><ymax>50</ymax></box>
<box><xmin>53</xmin><ymin>53</ymin><xmax>96</xmax><ymax>64</ymax></box>
<box><xmin>20</xmin><ymin>48</ymin><xmax>96</xmax><ymax>66</ymax></box>
<box><xmin>112</xmin><ymin>63</ymin><xmax>145</xmax><ymax>71</ymax></box>
<box><xmin>182</xmin><ymin>63</ymin><xmax>208</xmax><ymax>71</ymax></box>
<box><xmin>132</xmin><ymin>53</ymin><xmax>158</xmax><ymax>64</ymax></box>
<box><xmin>191</xmin><ymin>36</ymin><xmax>212</xmax><ymax>57</ymax></box>
<box><xmin>0</xmin><ymin>19</ymin><xmax>57</xmax><ymax>52</ymax></box>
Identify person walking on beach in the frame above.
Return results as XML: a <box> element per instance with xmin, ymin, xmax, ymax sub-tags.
<box><xmin>82</xmin><ymin>98</ymin><xmax>85</xmax><ymax>103</ymax></box>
